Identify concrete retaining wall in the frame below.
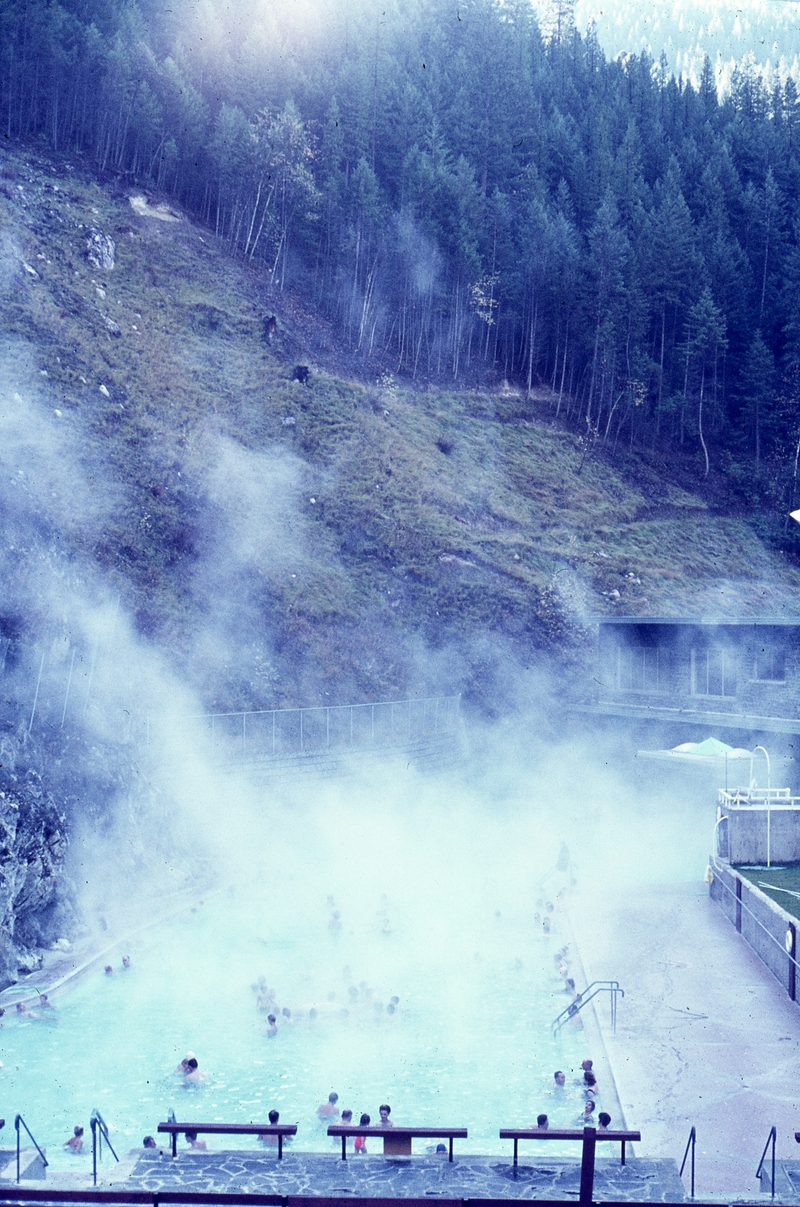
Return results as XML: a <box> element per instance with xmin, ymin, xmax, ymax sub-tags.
<box><xmin>710</xmin><ymin>858</ymin><xmax>797</xmax><ymax>998</ymax></box>
<box><xmin>724</xmin><ymin>806</ymin><xmax>800</xmax><ymax>864</ymax></box>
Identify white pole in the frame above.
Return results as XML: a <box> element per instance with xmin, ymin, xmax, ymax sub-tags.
<box><xmin>753</xmin><ymin>745</ymin><xmax>772</xmax><ymax>867</ymax></box>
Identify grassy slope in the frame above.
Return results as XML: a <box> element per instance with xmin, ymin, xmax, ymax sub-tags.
<box><xmin>3</xmin><ymin>143</ymin><xmax>800</xmax><ymax>709</ymax></box>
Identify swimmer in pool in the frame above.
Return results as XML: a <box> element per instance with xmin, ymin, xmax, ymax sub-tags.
<box><xmin>535</xmin><ymin>1114</ymin><xmax>549</xmax><ymax>1130</ymax></box>
<box><xmin>583</xmin><ymin>1072</ymin><xmax>598</xmax><ymax>1097</ymax></box>
<box><xmin>354</xmin><ymin>1114</ymin><xmax>370</xmax><ymax>1154</ymax></box>
<box><xmin>597</xmin><ymin>1112</ymin><xmax>611</xmax><ymax>1131</ymax></box>
<box><xmin>122</xmin><ymin>956</ymin><xmax>131</xmax><ymax>969</ymax></box>
<box><xmin>184</xmin><ymin>1057</ymin><xmax>207</xmax><ymax>1083</ymax></box>
<box><xmin>143</xmin><ymin>1136</ymin><xmax>157</xmax><ymax>1148</ymax></box>
<box><xmin>175</xmin><ymin>1051</ymin><xmax>197</xmax><ymax>1075</ymax></box>
<box><xmin>553</xmin><ymin>1070</ymin><xmax>566</xmax><ymax>1089</ymax></box>
<box><xmin>378</xmin><ymin>1104</ymin><xmax>393</xmax><ymax>1126</ymax></box>
<box><xmin>184</xmin><ymin>1131</ymin><xmax>207</xmax><ymax>1150</ymax></box>
<box><xmin>281</xmin><ymin>1007</ymin><xmax>293</xmax><ymax>1024</ymax></box>
<box><xmin>266</xmin><ymin>1014</ymin><xmax>278</xmax><ymax>1037</ymax></box>
<box><xmin>65</xmin><ymin>1126</ymin><xmax>84</xmax><ymax>1153</ymax></box>
<box><xmin>318</xmin><ymin>1092</ymin><xmax>340</xmax><ymax>1119</ymax></box>
<box><xmin>580</xmin><ymin>1101</ymin><xmax>596</xmax><ymax>1125</ymax></box>
<box><xmin>104</xmin><ymin>965</ymin><xmax>114</xmax><ymax>975</ymax></box>
<box><xmin>259</xmin><ymin>1110</ymin><xmax>281</xmax><ymax>1145</ymax></box>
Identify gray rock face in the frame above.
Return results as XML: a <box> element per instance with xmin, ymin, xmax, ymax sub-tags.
<box><xmin>86</xmin><ymin>230</ymin><xmax>115</xmax><ymax>271</ymax></box>
<box><xmin>0</xmin><ymin>750</ymin><xmax>71</xmax><ymax>989</ymax></box>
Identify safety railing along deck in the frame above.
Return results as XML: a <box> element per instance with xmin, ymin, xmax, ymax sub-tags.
<box><xmin>145</xmin><ymin>695</ymin><xmax>462</xmax><ymax>763</ymax></box>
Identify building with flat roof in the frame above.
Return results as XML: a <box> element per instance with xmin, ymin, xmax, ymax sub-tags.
<box><xmin>575</xmin><ymin>618</ymin><xmax>800</xmax><ymax>756</ymax></box>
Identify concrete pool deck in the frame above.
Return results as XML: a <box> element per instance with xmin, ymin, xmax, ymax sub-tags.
<box><xmin>569</xmin><ymin>880</ymin><xmax>800</xmax><ymax>1201</ymax></box>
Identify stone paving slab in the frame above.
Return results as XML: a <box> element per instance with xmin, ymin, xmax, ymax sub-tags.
<box><xmin>123</xmin><ymin>1150</ymin><xmax>685</xmax><ymax>1201</ymax></box>
<box><xmin>569</xmin><ymin>883</ymin><xmax>800</xmax><ymax>1202</ymax></box>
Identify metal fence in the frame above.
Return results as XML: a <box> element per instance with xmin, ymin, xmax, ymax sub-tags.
<box><xmin>145</xmin><ymin>696</ymin><xmax>462</xmax><ymax>763</ymax></box>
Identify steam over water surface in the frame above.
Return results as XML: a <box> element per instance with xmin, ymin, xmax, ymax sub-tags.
<box><xmin>1</xmin><ymin>793</ymin><xmax>596</xmax><ymax>1170</ymax></box>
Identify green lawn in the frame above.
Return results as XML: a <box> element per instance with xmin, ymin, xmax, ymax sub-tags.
<box><xmin>738</xmin><ymin>865</ymin><xmax>800</xmax><ymax>923</ymax></box>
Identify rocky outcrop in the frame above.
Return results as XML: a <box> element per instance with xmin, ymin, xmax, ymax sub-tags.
<box><xmin>86</xmin><ymin>229</ymin><xmax>115</xmax><ymax>271</ymax></box>
<box><xmin>0</xmin><ymin>738</ymin><xmax>72</xmax><ymax>988</ymax></box>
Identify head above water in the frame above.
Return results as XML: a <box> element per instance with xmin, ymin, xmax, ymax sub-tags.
<box><xmin>328</xmin><ymin>1092</ymin><xmax>339</xmax><ymax>1104</ymax></box>
<box><xmin>359</xmin><ymin>1114</ymin><xmax>370</xmax><ymax>1127</ymax></box>
<box><xmin>143</xmin><ymin>1136</ymin><xmax>156</xmax><ymax>1148</ymax></box>
<box><xmin>536</xmin><ymin>1114</ymin><xmax>548</xmax><ymax>1128</ymax></box>
<box><xmin>581</xmin><ymin>1059</ymin><xmax>593</xmax><ymax>1071</ymax></box>
<box><xmin>379</xmin><ymin>1104</ymin><xmax>391</xmax><ymax>1118</ymax></box>
<box><xmin>341</xmin><ymin>1109</ymin><xmax>353</xmax><ymax>1122</ymax></box>
<box><xmin>269</xmin><ymin>1110</ymin><xmax>279</xmax><ymax>1124</ymax></box>
<box><xmin>554</xmin><ymin>1071</ymin><xmax>565</xmax><ymax>1086</ymax></box>
<box><xmin>598</xmin><ymin>1112</ymin><xmax>611</xmax><ymax>1128</ymax></box>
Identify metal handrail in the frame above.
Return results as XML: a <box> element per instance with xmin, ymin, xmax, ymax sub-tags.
<box><xmin>91</xmin><ymin>1110</ymin><xmax>119</xmax><ymax>1187</ymax></box>
<box><xmin>14</xmin><ymin>1115</ymin><xmax>48</xmax><ymax>1183</ymax></box>
<box><xmin>679</xmin><ymin>1125</ymin><xmax>696</xmax><ymax>1198</ymax></box>
<box><xmin>756</xmin><ymin>1125</ymin><xmax>777</xmax><ymax>1198</ymax></box>
<box><xmin>552</xmin><ymin>980</ymin><xmax>624</xmax><ymax>1034</ymax></box>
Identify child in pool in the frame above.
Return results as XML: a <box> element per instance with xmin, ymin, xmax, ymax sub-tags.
<box><xmin>65</xmin><ymin>1126</ymin><xmax>84</xmax><ymax>1152</ymax></box>
<box><xmin>354</xmin><ymin>1114</ymin><xmax>370</xmax><ymax>1154</ymax></box>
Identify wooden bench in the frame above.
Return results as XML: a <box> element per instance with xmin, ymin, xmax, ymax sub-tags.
<box><xmin>157</xmin><ymin>1122</ymin><xmax>297</xmax><ymax>1159</ymax></box>
<box><xmin>499</xmin><ymin>1127</ymin><xmax>641</xmax><ymax>1166</ymax></box>
<box><xmin>327</xmin><ymin>1125</ymin><xmax>468</xmax><ymax>1161</ymax></box>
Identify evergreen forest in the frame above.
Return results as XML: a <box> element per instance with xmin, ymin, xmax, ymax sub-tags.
<box><xmin>5</xmin><ymin>0</ymin><xmax>800</xmax><ymax>508</ymax></box>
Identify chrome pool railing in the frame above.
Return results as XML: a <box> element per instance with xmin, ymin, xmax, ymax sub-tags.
<box><xmin>91</xmin><ymin>1109</ymin><xmax>119</xmax><ymax>1186</ymax></box>
<box><xmin>756</xmin><ymin>1125</ymin><xmax>777</xmax><ymax>1198</ymax></box>
<box><xmin>551</xmin><ymin>980</ymin><xmax>624</xmax><ymax>1035</ymax></box>
<box><xmin>14</xmin><ymin>1115</ymin><xmax>48</xmax><ymax>1183</ymax></box>
<box><xmin>680</xmin><ymin>1124</ymin><xmax>697</xmax><ymax>1198</ymax></box>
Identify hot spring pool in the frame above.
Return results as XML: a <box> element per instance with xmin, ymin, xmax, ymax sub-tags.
<box><xmin>0</xmin><ymin>790</ymin><xmax>605</xmax><ymax>1171</ymax></box>
<box><xmin>0</xmin><ymin>894</ymin><xmax>596</xmax><ymax>1170</ymax></box>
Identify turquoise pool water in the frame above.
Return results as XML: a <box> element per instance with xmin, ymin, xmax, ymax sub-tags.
<box><xmin>0</xmin><ymin>794</ymin><xmax>597</xmax><ymax>1171</ymax></box>
<box><xmin>0</xmin><ymin>895</ymin><xmax>594</xmax><ymax>1170</ymax></box>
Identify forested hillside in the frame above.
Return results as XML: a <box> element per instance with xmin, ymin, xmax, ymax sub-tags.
<box><xmin>571</xmin><ymin>0</ymin><xmax>800</xmax><ymax>94</ymax></box>
<box><xmin>5</xmin><ymin>0</ymin><xmax>800</xmax><ymax>519</ymax></box>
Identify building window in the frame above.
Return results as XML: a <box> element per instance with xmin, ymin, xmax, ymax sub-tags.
<box><xmin>753</xmin><ymin>647</ymin><xmax>786</xmax><ymax>682</ymax></box>
<box><xmin>691</xmin><ymin>647</ymin><xmax>737</xmax><ymax>697</ymax></box>
<box><xmin>616</xmin><ymin>645</ymin><xmax>667</xmax><ymax>692</ymax></box>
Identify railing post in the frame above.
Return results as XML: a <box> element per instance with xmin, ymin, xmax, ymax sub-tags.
<box><xmin>772</xmin><ymin>1125</ymin><xmax>776</xmax><ymax>1198</ymax></box>
<box><xmin>15</xmin><ymin>1116</ymin><xmax>20</xmax><ymax>1184</ymax></box>
<box><xmin>92</xmin><ymin>1115</ymin><xmax>98</xmax><ymax>1186</ymax></box>
<box><xmin>788</xmin><ymin>922</ymin><xmax>797</xmax><ymax>1001</ymax></box>
<box><xmin>735</xmin><ymin>876</ymin><xmax>742</xmax><ymax>933</ymax></box>
<box><xmin>579</xmin><ymin>1126</ymin><xmax>597</xmax><ymax>1207</ymax></box>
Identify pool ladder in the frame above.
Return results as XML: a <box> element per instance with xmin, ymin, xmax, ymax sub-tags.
<box><xmin>90</xmin><ymin>1109</ymin><xmax>119</xmax><ymax>1186</ymax></box>
<box><xmin>14</xmin><ymin>1114</ymin><xmax>48</xmax><ymax>1183</ymax></box>
<box><xmin>551</xmin><ymin>980</ymin><xmax>624</xmax><ymax>1035</ymax></box>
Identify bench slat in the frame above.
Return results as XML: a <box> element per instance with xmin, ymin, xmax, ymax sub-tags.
<box><xmin>326</xmin><ymin>1127</ymin><xmax>467</xmax><ymax>1137</ymax></box>
<box><xmin>499</xmin><ymin>1130</ymin><xmax>639</xmax><ymax>1141</ymax></box>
